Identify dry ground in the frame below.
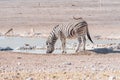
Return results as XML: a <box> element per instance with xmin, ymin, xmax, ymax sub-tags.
<box><xmin>0</xmin><ymin>0</ymin><xmax>120</xmax><ymax>37</ymax></box>
<box><xmin>0</xmin><ymin>51</ymin><xmax>120</xmax><ymax>80</ymax></box>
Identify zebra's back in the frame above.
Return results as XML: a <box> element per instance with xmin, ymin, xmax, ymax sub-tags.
<box><xmin>54</xmin><ymin>20</ymin><xmax>87</xmax><ymax>39</ymax></box>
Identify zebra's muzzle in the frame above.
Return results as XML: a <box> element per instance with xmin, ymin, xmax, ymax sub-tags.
<box><xmin>46</xmin><ymin>50</ymin><xmax>53</xmax><ymax>54</ymax></box>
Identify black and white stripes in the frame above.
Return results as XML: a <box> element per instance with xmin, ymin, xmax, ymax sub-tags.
<box><xmin>46</xmin><ymin>18</ymin><xmax>93</xmax><ymax>53</ymax></box>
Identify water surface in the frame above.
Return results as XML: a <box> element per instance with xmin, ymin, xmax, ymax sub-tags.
<box><xmin>0</xmin><ymin>36</ymin><xmax>119</xmax><ymax>54</ymax></box>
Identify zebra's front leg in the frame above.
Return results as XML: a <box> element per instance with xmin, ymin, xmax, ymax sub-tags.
<box><xmin>59</xmin><ymin>31</ymin><xmax>67</xmax><ymax>54</ymax></box>
<box><xmin>60</xmin><ymin>38</ymin><xmax>67</xmax><ymax>54</ymax></box>
<box><xmin>76</xmin><ymin>37</ymin><xmax>82</xmax><ymax>53</ymax></box>
<box><xmin>62</xmin><ymin>39</ymin><xmax>67</xmax><ymax>54</ymax></box>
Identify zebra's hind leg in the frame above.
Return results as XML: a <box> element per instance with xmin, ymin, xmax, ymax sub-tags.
<box><xmin>82</xmin><ymin>36</ymin><xmax>86</xmax><ymax>51</ymax></box>
<box><xmin>82</xmin><ymin>36</ymin><xmax>86</xmax><ymax>54</ymax></box>
<box><xmin>76</xmin><ymin>37</ymin><xmax>82</xmax><ymax>53</ymax></box>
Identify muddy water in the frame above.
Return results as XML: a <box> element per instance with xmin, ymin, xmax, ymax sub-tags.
<box><xmin>0</xmin><ymin>36</ymin><xmax>120</xmax><ymax>54</ymax></box>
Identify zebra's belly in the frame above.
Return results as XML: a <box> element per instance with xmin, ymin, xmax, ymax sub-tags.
<box><xmin>66</xmin><ymin>34</ymin><xmax>77</xmax><ymax>39</ymax></box>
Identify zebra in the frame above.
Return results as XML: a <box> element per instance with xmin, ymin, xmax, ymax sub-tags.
<box><xmin>46</xmin><ymin>17</ymin><xmax>93</xmax><ymax>53</ymax></box>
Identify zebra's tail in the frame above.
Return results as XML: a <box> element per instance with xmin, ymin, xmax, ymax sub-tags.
<box><xmin>86</xmin><ymin>26</ymin><xmax>94</xmax><ymax>43</ymax></box>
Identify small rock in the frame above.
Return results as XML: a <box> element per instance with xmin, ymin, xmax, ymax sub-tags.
<box><xmin>17</xmin><ymin>57</ymin><xmax>22</xmax><ymax>59</ymax></box>
<box><xmin>26</xmin><ymin>77</ymin><xmax>33</xmax><ymax>80</ymax></box>
<box><xmin>63</xmin><ymin>62</ymin><xmax>72</xmax><ymax>65</ymax></box>
<box><xmin>109</xmin><ymin>76</ymin><xmax>116</xmax><ymax>80</ymax></box>
<box><xmin>67</xmin><ymin>62</ymin><xmax>72</xmax><ymax>65</ymax></box>
<box><xmin>17</xmin><ymin>73</ymin><xmax>20</xmax><ymax>75</ymax></box>
<box><xmin>63</xmin><ymin>72</ymin><xmax>67</xmax><ymax>74</ymax></box>
<box><xmin>90</xmin><ymin>65</ymin><xmax>96</xmax><ymax>71</ymax></box>
<box><xmin>4</xmin><ymin>77</ymin><xmax>8</xmax><ymax>79</ymax></box>
<box><xmin>17</xmin><ymin>62</ymin><xmax>21</xmax><ymax>65</ymax></box>
<box><xmin>84</xmin><ymin>66</ymin><xmax>87</xmax><ymax>69</ymax></box>
<box><xmin>52</xmin><ymin>75</ymin><xmax>57</xmax><ymax>78</ymax></box>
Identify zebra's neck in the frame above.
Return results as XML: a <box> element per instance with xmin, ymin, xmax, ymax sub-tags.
<box><xmin>49</xmin><ymin>32</ymin><xmax>58</xmax><ymax>46</ymax></box>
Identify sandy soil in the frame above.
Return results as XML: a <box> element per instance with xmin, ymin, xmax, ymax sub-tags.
<box><xmin>0</xmin><ymin>51</ymin><xmax>120</xmax><ymax>80</ymax></box>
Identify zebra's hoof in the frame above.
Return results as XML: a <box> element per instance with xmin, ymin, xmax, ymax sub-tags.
<box><xmin>62</xmin><ymin>51</ymin><xmax>67</xmax><ymax>54</ymax></box>
<box><xmin>75</xmin><ymin>50</ymin><xmax>79</xmax><ymax>53</ymax></box>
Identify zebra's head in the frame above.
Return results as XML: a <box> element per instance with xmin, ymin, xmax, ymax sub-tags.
<box><xmin>46</xmin><ymin>39</ymin><xmax>55</xmax><ymax>53</ymax></box>
<box><xmin>46</xmin><ymin>25</ymin><xmax>58</xmax><ymax>53</ymax></box>
<box><xmin>46</xmin><ymin>35</ymin><xmax>57</xmax><ymax>53</ymax></box>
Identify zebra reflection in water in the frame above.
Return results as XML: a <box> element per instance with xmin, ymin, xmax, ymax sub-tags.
<box><xmin>46</xmin><ymin>17</ymin><xmax>93</xmax><ymax>54</ymax></box>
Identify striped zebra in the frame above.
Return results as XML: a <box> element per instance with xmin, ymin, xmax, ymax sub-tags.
<box><xmin>46</xmin><ymin>17</ymin><xmax>93</xmax><ymax>53</ymax></box>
